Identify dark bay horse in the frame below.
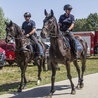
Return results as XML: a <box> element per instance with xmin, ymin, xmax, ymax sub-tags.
<box><xmin>5</xmin><ymin>21</ymin><xmax>46</xmax><ymax>92</ymax></box>
<box><xmin>41</xmin><ymin>10</ymin><xmax>88</xmax><ymax>95</ymax></box>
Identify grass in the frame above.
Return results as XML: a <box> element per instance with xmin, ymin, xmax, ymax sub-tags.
<box><xmin>0</xmin><ymin>58</ymin><xmax>98</xmax><ymax>95</ymax></box>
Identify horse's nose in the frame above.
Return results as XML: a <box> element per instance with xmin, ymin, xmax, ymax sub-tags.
<box><xmin>5</xmin><ymin>38</ymin><xmax>10</xmax><ymax>43</ymax></box>
<box><xmin>5</xmin><ymin>38</ymin><xmax>7</xmax><ymax>43</ymax></box>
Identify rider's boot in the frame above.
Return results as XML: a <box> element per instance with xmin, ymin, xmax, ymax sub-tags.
<box><xmin>72</xmin><ymin>40</ymin><xmax>77</xmax><ymax>58</ymax></box>
<box><xmin>37</xmin><ymin>44</ymin><xmax>44</xmax><ymax>59</ymax></box>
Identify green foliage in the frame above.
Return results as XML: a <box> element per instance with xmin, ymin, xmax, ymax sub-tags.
<box><xmin>0</xmin><ymin>7</ymin><xmax>6</xmax><ymax>39</ymax></box>
<box><xmin>74</xmin><ymin>13</ymin><xmax>98</xmax><ymax>31</ymax></box>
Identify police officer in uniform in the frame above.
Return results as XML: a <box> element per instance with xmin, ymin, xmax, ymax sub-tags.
<box><xmin>22</xmin><ymin>12</ymin><xmax>44</xmax><ymax>57</ymax></box>
<box><xmin>58</xmin><ymin>4</ymin><xmax>77</xmax><ymax>57</ymax></box>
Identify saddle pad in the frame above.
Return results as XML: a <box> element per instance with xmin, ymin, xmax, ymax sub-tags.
<box><xmin>63</xmin><ymin>37</ymin><xmax>70</xmax><ymax>48</ymax></box>
<box><xmin>75</xmin><ymin>39</ymin><xmax>83</xmax><ymax>52</ymax></box>
<box><xmin>64</xmin><ymin>37</ymin><xmax>83</xmax><ymax>52</ymax></box>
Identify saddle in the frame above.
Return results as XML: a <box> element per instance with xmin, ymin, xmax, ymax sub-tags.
<box><xmin>57</xmin><ymin>36</ymin><xmax>70</xmax><ymax>57</ymax></box>
<box><xmin>30</xmin><ymin>39</ymin><xmax>44</xmax><ymax>55</ymax></box>
<box><xmin>58</xmin><ymin>31</ymin><xmax>83</xmax><ymax>57</ymax></box>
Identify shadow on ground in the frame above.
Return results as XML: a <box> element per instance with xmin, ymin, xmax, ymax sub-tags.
<box><xmin>9</xmin><ymin>85</ymin><xmax>71</xmax><ymax>98</ymax></box>
<box><xmin>0</xmin><ymin>82</ymin><xmax>20</xmax><ymax>94</ymax></box>
<box><xmin>0</xmin><ymin>81</ymin><xmax>37</xmax><ymax>94</ymax></box>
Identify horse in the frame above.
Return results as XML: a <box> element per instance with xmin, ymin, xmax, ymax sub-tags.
<box><xmin>5</xmin><ymin>21</ymin><xmax>46</xmax><ymax>92</ymax></box>
<box><xmin>41</xmin><ymin>9</ymin><xmax>88</xmax><ymax>95</ymax></box>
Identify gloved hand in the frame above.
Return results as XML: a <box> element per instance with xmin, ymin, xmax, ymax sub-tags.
<box><xmin>65</xmin><ymin>29</ymin><xmax>70</xmax><ymax>33</ymax></box>
<box><xmin>26</xmin><ymin>34</ymin><xmax>30</xmax><ymax>37</ymax></box>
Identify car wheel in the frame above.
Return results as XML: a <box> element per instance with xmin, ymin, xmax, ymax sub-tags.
<box><xmin>0</xmin><ymin>66</ymin><xmax>3</xmax><ymax>69</ymax></box>
<box><xmin>8</xmin><ymin>61</ymin><xmax>14</xmax><ymax>65</ymax></box>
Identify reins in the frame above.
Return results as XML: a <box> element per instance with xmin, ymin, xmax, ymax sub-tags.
<box><xmin>48</xmin><ymin>20</ymin><xmax>59</xmax><ymax>38</ymax></box>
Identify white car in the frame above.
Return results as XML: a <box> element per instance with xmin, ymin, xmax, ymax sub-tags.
<box><xmin>45</xmin><ymin>42</ymin><xmax>50</xmax><ymax>57</ymax></box>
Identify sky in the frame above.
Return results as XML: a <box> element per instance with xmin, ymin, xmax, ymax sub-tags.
<box><xmin>0</xmin><ymin>0</ymin><xmax>98</xmax><ymax>28</ymax></box>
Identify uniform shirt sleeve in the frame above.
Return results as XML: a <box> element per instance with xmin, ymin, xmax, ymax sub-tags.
<box><xmin>58</xmin><ymin>15</ymin><xmax>62</xmax><ymax>24</ymax></box>
<box><xmin>31</xmin><ymin>20</ymin><xmax>36</xmax><ymax>29</ymax></box>
<box><xmin>71</xmin><ymin>15</ymin><xmax>75</xmax><ymax>23</ymax></box>
<box><xmin>22</xmin><ymin>22</ymin><xmax>25</xmax><ymax>30</ymax></box>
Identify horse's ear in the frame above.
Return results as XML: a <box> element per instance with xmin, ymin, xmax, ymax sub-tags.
<box><xmin>5</xmin><ymin>20</ymin><xmax>13</xmax><ymax>26</ymax></box>
<box><xmin>10</xmin><ymin>20</ymin><xmax>13</xmax><ymax>26</ymax></box>
<box><xmin>44</xmin><ymin>9</ymin><xmax>48</xmax><ymax>16</ymax></box>
<box><xmin>51</xmin><ymin>9</ymin><xmax>54</xmax><ymax>17</ymax></box>
<box><xmin>5</xmin><ymin>21</ymin><xmax>8</xmax><ymax>26</ymax></box>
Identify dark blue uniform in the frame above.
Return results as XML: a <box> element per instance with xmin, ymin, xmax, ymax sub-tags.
<box><xmin>22</xmin><ymin>20</ymin><xmax>44</xmax><ymax>56</ymax></box>
<box><xmin>59</xmin><ymin>14</ymin><xmax>75</xmax><ymax>31</ymax></box>
<box><xmin>59</xmin><ymin>13</ymin><xmax>77</xmax><ymax>57</ymax></box>
<box><xmin>22</xmin><ymin>20</ymin><xmax>36</xmax><ymax>36</ymax></box>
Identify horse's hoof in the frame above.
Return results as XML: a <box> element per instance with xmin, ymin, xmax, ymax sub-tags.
<box><xmin>76</xmin><ymin>84</ymin><xmax>82</xmax><ymax>90</ymax></box>
<box><xmin>17</xmin><ymin>88</ymin><xmax>22</xmax><ymax>93</ymax></box>
<box><xmin>43</xmin><ymin>69</ymin><xmax>47</xmax><ymax>71</ymax></box>
<box><xmin>22</xmin><ymin>84</ymin><xmax>27</xmax><ymax>89</ymax></box>
<box><xmin>71</xmin><ymin>90</ymin><xmax>76</xmax><ymax>95</ymax></box>
<box><xmin>80</xmin><ymin>83</ymin><xmax>84</xmax><ymax>88</ymax></box>
<box><xmin>36</xmin><ymin>80</ymin><xmax>41</xmax><ymax>85</ymax></box>
<box><xmin>50</xmin><ymin>90</ymin><xmax>55</xmax><ymax>94</ymax></box>
<box><xmin>46</xmin><ymin>93</ymin><xmax>53</xmax><ymax>98</ymax></box>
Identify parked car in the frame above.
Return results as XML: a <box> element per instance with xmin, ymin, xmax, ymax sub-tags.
<box><xmin>5</xmin><ymin>43</ymin><xmax>16</xmax><ymax>65</ymax></box>
<box><xmin>45</xmin><ymin>42</ymin><xmax>50</xmax><ymax>57</ymax></box>
<box><xmin>0</xmin><ymin>47</ymin><xmax>6</xmax><ymax>69</ymax></box>
<box><xmin>45</xmin><ymin>42</ymin><xmax>51</xmax><ymax>70</ymax></box>
<box><xmin>0</xmin><ymin>39</ymin><xmax>16</xmax><ymax>65</ymax></box>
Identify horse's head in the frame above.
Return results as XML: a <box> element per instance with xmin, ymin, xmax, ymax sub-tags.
<box><xmin>41</xmin><ymin>9</ymin><xmax>57</xmax><ymax>38</ymax></box>
<box><xmin>5</xmin><ymin>20</ymin><xmax>16</xmax><ymax>43</ymax></box>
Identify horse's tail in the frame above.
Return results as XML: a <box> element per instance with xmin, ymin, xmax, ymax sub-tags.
<box><xmin>82</xmin><ymin>41</ymin><xmax>88</xmax><ymax>58</ymax></box>
<box><xmin>85</xmin><ymin>41</ymin><xmax>88</xmax><ymax>56</ymax></box>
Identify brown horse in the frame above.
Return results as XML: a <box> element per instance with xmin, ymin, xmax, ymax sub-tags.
<box><xmin>5</xmin><ymin>21</ymin><xmax>46</xmax><ymax>92</ymax></box>
<box><xmin>41</xmin><ymin>10</ymin><xmax>88</xmax><ymax>95</ymax></box>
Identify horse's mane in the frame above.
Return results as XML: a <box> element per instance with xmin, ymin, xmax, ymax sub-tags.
<box><xmin>13</xmin><ymin>23</ymin><xmax>23</xmax><ymax>34</ymax></box>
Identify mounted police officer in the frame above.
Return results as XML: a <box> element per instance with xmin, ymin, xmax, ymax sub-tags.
<box><xmin>58</xmin><ymin>4</ymin><xmax>77</xmax><ymax>57</ymax></box>
<box><xmin>22</xmin><ymin>12</ymin><xmax>44</xmax><ymax>58</ymax></box>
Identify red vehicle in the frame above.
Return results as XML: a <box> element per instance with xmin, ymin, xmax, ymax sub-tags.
<box><xmin>0</xmin><ymin>47</ymin><xmax>6</xmax><ymax>68</ymax></box>
<box><xmin>0</xmin><ymin>39</ymin><xmax>16</xmax><ymax>65</ymax></box>
<box><xmin>73</xmin><ymin>30</ymin><xmax>98</xmax><ymax>55</ymax></box>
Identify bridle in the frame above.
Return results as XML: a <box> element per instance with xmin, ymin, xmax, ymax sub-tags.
<box><xmin>43</xmin><ymin>17</ymin><xmax>58</xmax><ymax>38</ymax></box>
<box><xmin>6</xmin><ymin>28</ymin><xmax>26</xmax><ymax>40</ymax></box>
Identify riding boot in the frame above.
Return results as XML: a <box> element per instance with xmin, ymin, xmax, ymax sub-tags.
<box><xmin>72</xmin><ymin>39</ymin><xmax>77</xmax><ymax>58</ymax></box>
<box><xmin>30</xmin><ymin>35</ymin><xmax>44</xmax><ymax>58</ymax></box>
<box><xmin>30</xmin><ymin>45</ymin><xmax>33</xmax><ymax>53</ymax></box>
<box><xmin>37</xmin><ymin>43</ymin><xmax>44</xmax><ymax>56</ymax></box>
<box><xmin>67</xmin><ymin>32</ymin><xmax>77</xmax><ymax>58</ymax></box>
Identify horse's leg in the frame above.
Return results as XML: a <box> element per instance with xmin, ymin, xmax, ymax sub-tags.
<box><xmin>65</xmin><ymin>61</ymin><xmax>76</xmax><ymax>94</ymax></box>
<box><xmin>18</xmin><ymin>62</ymin><xmax>27</xmax><ymax>92</ymax></box>
<box><xmin>42</xmin><ymin>57</ymin><xmax>46</xmax><ymax>71</ymax></box>
<box><xmin>23</xmin><ymin>62</ymin><xmax>28</xmax><ymax>89</ymax></box>
<box><xmin>73</xmin><ymin>60</ymin><xmax>81</xmax><ymax>89</ymax></box>
<box><xmin>80</xmin><ymin>57</ymin><xmax>86</xmax><ymax>88</ymax></box>
<box><xmin>18</xmin><ymin>64</ymin><xmax>24</xmax><ymax>92</ymax></box>
<box><xmin>36</xmin><ymin>59</ymin><xmax>42</xmax><ymax>85</ymax></box>
<box><xmin>50</xmin><ymin>61</ymin><xmax>57</xmax><ymax>94</ymax></box>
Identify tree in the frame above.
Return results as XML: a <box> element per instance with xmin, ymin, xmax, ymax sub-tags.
<box><xmin>85</xmin><ymin>13</ymin><xmax>98</xmax><ymax>31</ymax></box>
<box><xmin>73</xmin><ymin>18</ymin><xmax>86</xmax><ymax>31</ymax></box>
<box><xmin>74</xmin><ymin>13</ymin><xmax>98</xmax><ymax>31</ymax></box>
<box><xmin>0</xmin><ymin>7</ymin><xmax>6</xmax><ymax>39</ymax></box>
